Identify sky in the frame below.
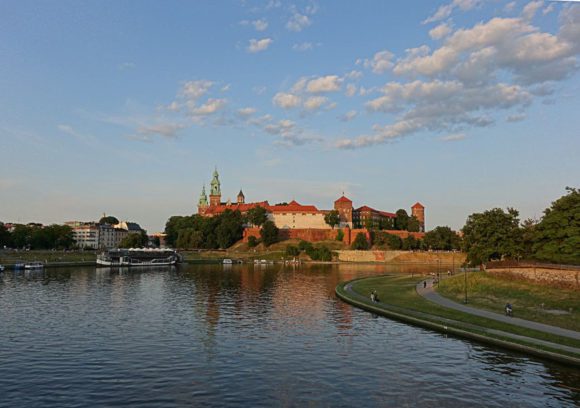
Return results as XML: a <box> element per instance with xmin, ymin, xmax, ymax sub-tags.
<box><xmin>1</xmin><ymin>0</ymin><xmax>579</xmax><ymax>233</ymax></box>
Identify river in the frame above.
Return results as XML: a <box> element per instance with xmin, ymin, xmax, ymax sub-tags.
<box><xmin>0</xmin><ymin>264</ymin><xmax>578</xmax><ymax>407</ymax></box>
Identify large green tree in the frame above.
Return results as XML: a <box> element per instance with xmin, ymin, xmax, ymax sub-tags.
<box><xmin>394</xmin><ymin>209</ymin><xmax>409</xmax><ymax>231</ymax></box>
<box><xmin>351</xmin><ymin>232</ymin><xmax>369</xmax><ymax>250</ymax></box>
<box><xmin>462</xmin><ymin>208</ymin><xmax>523</xmax><ymax>266</ymax></box>
<box><xmin>407</xmin><ymin>216</ymin><xmax>421</xmax><ymax>232</ymax></box>
<box><xmin>423</xmin><ymin>226</ymin><xmax>461</xmax><ymax>251</ymax></box>
<box><xmin>119</xmin><ymin>230</ymin><xmax>148</xmax><ymax>248</ymax></box>
<box><xmin>99</xmin><ymin>216</ymin><xmax>119</xmax><ymax>225</ymax></box>
<box><xmin>532</xmin><ymin>187</ymin><xmax>579</xmax><ymax>264</ymax></box>
<box><xmin>260</xmin><ymin>220</ymin><xmax>279</xmax><ymax>246</ymax></box>
<box><xmin>324</xmin><ymin>210</ymin><xmax>340</xmax><ymax>229</ymax></box>
<box><xmin>0</xmin><ymin>223</ymin><xmax>12</xmax><ymax>248</ymax></box>
<box><xmin>247</xmin><ymin>206</ymin><xmax>268</xmax><ymax>227</ymax></box>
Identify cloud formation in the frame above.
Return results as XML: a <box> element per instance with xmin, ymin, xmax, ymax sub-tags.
<box><xmin>337</xmin><ymin>5</ymin><xmax>580</xmax><ymax>149</ymax></box>
<box><xmin>248</xmin><ymin>38</ymin><xmax>273</xmax><ymax>53</ymax></box>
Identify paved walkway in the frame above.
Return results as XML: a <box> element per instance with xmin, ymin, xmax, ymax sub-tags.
<box><xmin>342</xmin><ymin>280</ymin><xmax>580</xmax><ymax>356</ymax></box>
<box><xmin>416</xmin><ymin>278</ymin><xmax>580</xmax><ymax>341</ymax></box>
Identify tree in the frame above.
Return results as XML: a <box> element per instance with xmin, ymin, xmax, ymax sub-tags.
<box><xmin>407</xmin><ymin>216</ymin><xmax>421</xmax><ymax>232</ymax></box>
<box><xmin>324</xmin><ymin>210</ymin><xmax>340</xmax><ymax>229</ymax></box>
<box><xmin>306</xmin><ymin>245</ymin><xmax>332</xmax><ymax>261</ymax></box>
<box><xmin>462</xmin><ymin>208</ymin><xmax>523</xmax><ymax>266</ymax></box>
<box><xmin>395</xmin><ymin>209</ymin><xmax>409</xmax><ymax>231</ymax></box>
<box><xmin>285</xmin><ymin>245</ymin><xmax>300</xmax><ymax>257</ymax></box>
<box><xmin>0</xmin><ymin>223</ymin><xmax>12</xmax><ymax>248</ymax></box>
<box><xmin>99</xmin><ymin>216</ymin><xmax>119</xmax><ymax>225</ymax></box>
<box><xmin>119</xmin><ymin>232</ymin><xmax>147</xmax><ymax>248</ymax></box>
<box><xmin>247</xmin><ymin>236</ymin><xmax>259</xmax><ymax>248</ymax></box>
<box><xmin>520</xmin><ymin>218</ymin><xmax>538</xmax><ymax>259</ymax></box>
<box><xmin>336</xmin><ymin>229</ymin><xmax>344</xmax><ymax>242</ymax></box>
<box><xmin>379</xmin><ymin>217</ymin><xmax>394</xmax><ymax>230</ymax></box>
<box><xmin>423</xmin><ymin>226</ymin><xmax>461</xmax><ymax>251</ymax></box>
<box><xmin>247</xmin><ymin>206</ymin><xmax>268</xmax><ymax>227</ymax></box>
<box><xmin>215</xmin><ymin>210</ymin><xmax>244</xmax><ymax>249</ymax></box>
<box><xmin>298</xmin><ymin>240</ymin><xmax>313</xmax><ymax>252</ymax></box>
<box><xmin>351</xmin><ymin>232</ymin><xmax>369</xmax><ymax>250</ymax></box>
<box><xmin>260</xmin><ymin>220</ymin><xmax>279</xmax><ymax>246</ymax></box>
<box><xmin>532</xmin><ymin>187</ymin><xmax>580</xmax><ymax>264</ymax></box>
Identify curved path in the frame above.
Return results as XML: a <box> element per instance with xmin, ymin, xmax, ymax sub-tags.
<box><xmin>416</xmin><ymin>279</ymin><xmax>580</xmax><ymax>341</ymax></box>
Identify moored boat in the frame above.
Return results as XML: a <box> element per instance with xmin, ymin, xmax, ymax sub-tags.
<box><xmin>24</xmin><ymin>262</ymin><xmax>44</xmax><ymax>270</ymax></box>
<box><xmin>97</xmin><ymin>248</ymin><xmax>180</xmax><ymax>267</ymax></box>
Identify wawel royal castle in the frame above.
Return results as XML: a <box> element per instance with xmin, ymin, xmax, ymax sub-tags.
<box><xmin>197</xmin><ymin>169</ymin><xmax>425</xmax><ymax>235</ymax></box>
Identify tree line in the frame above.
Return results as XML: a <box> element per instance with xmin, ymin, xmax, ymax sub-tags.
<box><xmin>0</xmin><ymin>223</ymin><xmax>75</xmax><ymax>250</ymax></box>
<box><xmin>462</xmin><ymin>187</ymin><xmax>579</xmax><ymax>266</ymax></box>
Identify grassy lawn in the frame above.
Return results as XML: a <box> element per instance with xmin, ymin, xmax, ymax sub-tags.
<box><xmin>349</xmin><ymin>274</ymin><xmax>580</xmax><ymax>353</ymax></box>
<box><xmin>0</xmin><ymin>250</ymin><xmax>96</xmax><ymax>264</ymax></box>
<box><xmin>438</xmin><ymin>272</ymin><xmax>580</xmax><ymax>332</ymax></box>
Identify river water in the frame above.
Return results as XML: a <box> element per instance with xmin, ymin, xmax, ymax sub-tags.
<box><xmin>0</xmin><ymin>264</ymin><xmax>578</xmax><ymax>407</ymax></box>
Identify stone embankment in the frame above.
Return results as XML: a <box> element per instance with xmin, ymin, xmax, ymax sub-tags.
<box><xmin>487</xmin><ymin>263</ymin><xmax>580</xmax><ymax>289</ymax></box>
<box><xmin>337</xmin><ymin>250</ymin><xmax>465</xmax><ymax>264</ymax></box>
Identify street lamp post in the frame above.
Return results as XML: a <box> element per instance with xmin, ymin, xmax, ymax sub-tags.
<box><xmin>464</xmin><ymin>267</ymin><xmax>468</xmax><ymax>303</ymax></box>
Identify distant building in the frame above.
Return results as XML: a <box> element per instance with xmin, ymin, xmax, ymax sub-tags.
<box><xmin>65</xmin><ymin>219</ymin><xmax>144</xmax><ymax>249</ymax></box>
<box><xmin>65</xmin><ymin>221</ymin><xmax>100</xmax><ymax>249</ymax></box>
<box><xmin>196</xmin><ymin>169</ymin><xmax>425</xmax><ymax>231</ymax></box>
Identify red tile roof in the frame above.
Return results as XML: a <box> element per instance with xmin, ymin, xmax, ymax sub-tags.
<box><xmin>334</xmin><ymin>195</ymin><xmax>352</xmax><ymax>203</ymax></box>
<box><xmin>355</xmin><ymin>206</ymin><xmax>395</xmax><ymax>218</ymax></box>
<box><xmin>268</xmin><ymin>200</ymin><xmax>320</xmax><ymax>213</ymax></box>
<box><xmin>412</xmin><ymin>202</ymin><xmax>424</xmax><ymax>208</ymax></box>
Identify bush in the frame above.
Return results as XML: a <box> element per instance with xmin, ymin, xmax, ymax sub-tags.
<box><xmin>247</xmin><ymin>236</ymin><xmax>259</xmax><ymax>248</ymax></box>
<box><xmin>336</xmin><ymin>229</ymin><xmax>344</xmax><ymax>242</ymax></box>
<box><xmin>260</xmin><ymin>221</ymin><xmax>279</xmax><ymax>246</ymax></box>
<box><xmin>298</xmin><ymin>240</ymin><xmax>313</xmax><ymax>252</ymax></box>
<box><xmin>306</xmin><ymin>245</ymin><xmax>332</xmax><ymax>261</ymax></box>
<box><xmin>351</xmin><ymin>232</ymin><xmax>369</xmax><ymax>250</ymax></box>
<box><xmin>285</xmin><ymin>245</ymin><xmax>300</xmax><ymax>257</ymax></box>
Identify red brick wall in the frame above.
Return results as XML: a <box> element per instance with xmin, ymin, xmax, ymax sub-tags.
<box><xmin>382</xmin><ymin>230</ymin><xmax>425</xmax><ymax>240</ymax></box>
<box><xmin>242</xmin><ymin>226</ymin><xmax>377</xmax><ymax>245</ymax></box>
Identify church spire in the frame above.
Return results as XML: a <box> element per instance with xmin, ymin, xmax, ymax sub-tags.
<box><xmin>209</xmin><ymin>167</ymin><xmax>222</xmax><ymax>206</ymax></box>
<box><xmin>198</xmin><ymin>185</ymin><xmax>208</xmax><ymax>207</ymax></box>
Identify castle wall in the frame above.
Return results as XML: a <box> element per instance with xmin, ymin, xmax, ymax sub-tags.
<box><xmin>269</xmin><ymin>212</ymin><xmax>329</xmax><ymax>230</ymax></box>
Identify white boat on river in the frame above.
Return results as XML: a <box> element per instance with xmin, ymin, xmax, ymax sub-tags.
<box><xmin>97</xmin><ymin>249</ymin><xmax>180</xmax><ymax>267</ymax></box>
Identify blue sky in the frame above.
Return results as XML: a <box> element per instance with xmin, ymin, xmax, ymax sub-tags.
<box><xmin>1</xmin><ymin>0</ymin><xmax>579</xmax><ymax>233</ymax></box>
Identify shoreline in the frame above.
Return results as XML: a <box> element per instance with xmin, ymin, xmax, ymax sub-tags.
<box><xmin>336</xmin><ymin>276</ymin><xmax>580</xmax><ymax>368</ymax></box>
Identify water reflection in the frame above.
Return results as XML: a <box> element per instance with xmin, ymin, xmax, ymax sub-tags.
<box><xmin>0</xmin><ymin>263</ymin><xmax>578</xmax><ymax>407</ymax></box>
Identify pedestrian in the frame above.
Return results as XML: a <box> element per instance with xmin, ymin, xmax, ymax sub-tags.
<box><xmin>423</xmin><ymin>281</ymin><xmax>427</xmax><ymax>289</ymax></box>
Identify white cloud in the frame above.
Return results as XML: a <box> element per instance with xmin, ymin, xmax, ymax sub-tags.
<box><xmin>248</xmin><ymin>38</ymin><xmax>273</xmax><ymax>53</ymax></box>
<box><xmin>543</xmin><ymin>4</ymin><xmax>555</xmax><ymax>16</ymax></box>
<box><xmin>253</xmin><ymin>19</ymin><xmax>268</xmax><ymax>31</ymax></box>
<box><xmin>345</xmin><ymin>84</ymin><xmax>357</xmax><ymax>97</ymax></box>
<box><xmin>136</xmin><ymin>123</ymin><xmax>185</xmax><ymax>138</ymax></box>
<box><xmin>424</xmin><ymin>0</ymin><xmax>481</xmax><ymax>24</ymax></box>
<box><xmin>303</xmin><ymin>96</ymin><xmax>328</xmax><ymax>111</ymax></box>
<box><xmin>292</xmin><ymin>42</ymin><xmax>314</xmax><ymax>51</ymax></box>
<box><xmin>189</xmin><ymin>98</ymin><xmax>227</xmax><ymax>116</ymax></box>
<box><xmin>237</xmin><ymin>107</ymin><xmax>257</xmax><ymax>117</ymax></box>
<box><xmin>181</xmin><ymin>80</ymin><xmax>213</xmax><ymax>101</ymax></box>
<box><xmin>339</xmin><ymin>110</ymin><xmax>358</xmax><ymax>122</ymax></box>
<box><xmin>522</xmin><ymin>1</ymin><xmax>543</xmax><ymax>21</ymax></box>
<box><xmin>363</xmin><ymin>50</ymin><xmax>394</xmax><ymax>74</ymax></box>
<box><xmin>286</xmin><ymin>11</ymin><xmax>312</xmax><ymax>32</ymax></box>
<box><xmin>344</xmin><ymin>70</ymin><xmax>363</xmax><ymax>80</ymax></box>
<box><xmin>440</xmin><ymin>133</ymin><xmax>466</xmax><ymax>142</ymax></box>
<box><xmin>118</xmin><ymin>62</ymin><xmax>136</xmax><ymax>71</ymax></box>
<box><xmin>429</xmin><ymin>23</ymin><xmax>452</xmax><ymax>40</ymax></box>
<box><xmin>273</xmin><ymin>92</ymin><xmax>301</xmax><ymax>109</ymax></box>
<box><xmin>505</xmin><ymin>2</ymin><xmax>517</xmax><ymax>12</ymax></box>
<box><xmin>306</xmin><ymin>75</ymin><xmax>342</xmax><ymax>93</ymax></box>
<box><xmin>264</xmin><ymin>119</ymin><xmax>296</xmax><ymax>135</ymax></box>
<box><xmin>507</xmin><ymin>113</ymin><xmax>527</xmax><ymax>122</ymax></box>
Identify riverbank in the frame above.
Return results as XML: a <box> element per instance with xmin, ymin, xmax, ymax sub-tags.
<box><xmin>336</xmin><ymin>274</ymin><xmax>580</xmax><ymax>367</ymax></box>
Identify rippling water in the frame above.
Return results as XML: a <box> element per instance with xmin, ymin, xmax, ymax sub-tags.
<box><xmin>0</xmin><ymin>264</ymin><xmax>578</xmax><ymax>407</ymax></box>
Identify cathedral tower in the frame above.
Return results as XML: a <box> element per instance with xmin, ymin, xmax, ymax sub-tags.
<box><xmin>237</xmin><ymin>189</ymin><xmax>245</xmax><ymax>204</ymax></box>
<box><xmin>198</xmin><ymin>185</ymin><xmax>208</xmax><ymax>214</ymax></box>
<box><xmin>209</xmin><ymin>168</ymin><xmax>222</xmax><ymax>206</ymax></box>
<box><xmin>411</xmin><ymin>202</ymin><xmax>425</xmax><ymax>232</ymax></box>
